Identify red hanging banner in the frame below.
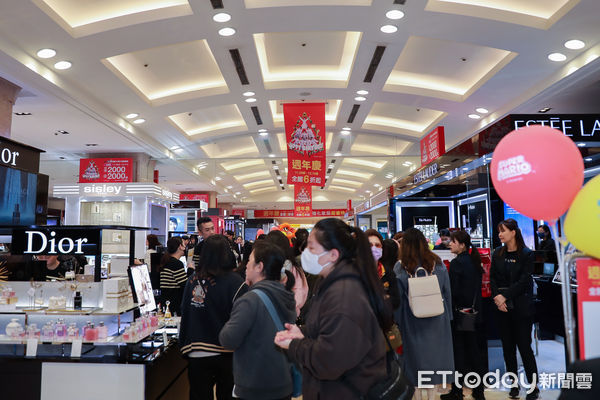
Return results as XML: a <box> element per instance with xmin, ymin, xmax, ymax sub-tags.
<box><xmin>420</xmin><ymin>126</ymin><xmax>445</xmax><ymax>166</ymax></box>
<box><xmin>79</xmin><ymin>158</ymin><xmax>133</xmax><ymax>183</ymax></box>
<box><xmin>294</xmin><ymin>184</ymin><xmax>312</xmax><ymax>217</ymax></box>
<box><xmin>284</xmin><ymin>103</ymin><xmax>326</xmax><ymax>186</ymax></box>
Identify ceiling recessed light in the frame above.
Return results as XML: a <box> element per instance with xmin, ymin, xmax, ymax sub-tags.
<box><xmin>125</xmin><ymin>113</ymin><xmax>138</xmax><ymax>119</ymax></box>
<box><xmin>85</xmin><ymin>143</ymin><xmax>98</xmax><ymax>147</ymax></box>
<box><xmin>468</xmin><ymin>114</ymin><xmax>481</xmax><ymax>119</ymax></box>
<box><xmin>54</xmin><ymin>61</ymin><xmax>72</xmax><ymax>70</ymax></box>
<box><xmin>213</xmin><ymin>12</ymin><xmax>231</xmax><ymax>22</ymax></box>
<box><xmin>356</xmin><ymin>90</ymin><xmax>369</xmax><ymax>95</ymax></box>
<box><xmin>57</xmin><ymin>130</ymin><xmax>69</xmax><ymax>134</ymax></box>
<box><xmin>354</xmin><ymin>96</ymin><xmax>367</xmax><ymax>102</ymax></box>
<box><xmin>133</xmin><ymin>118</ymin><xmax>145</xmax><ymax>124</ymax></box>
<box><xmin>548</xmin><ymin>53</ymin><xmax>567</xmax><ymax>62</ymax></box>
<box><xmin>475</xmin><ymin>108</ymin><xmax>489</xmax><ymax>114</ymax></box>
<box><xmin>245</xmin><ymin>98</ymin><xmax>257</xmax><ymax>103</ymax></box>
<box><xmin>226</xmin><ymin>185</ymin><xmax>233</xmax><ymax>189</ymax></box>
<box><xmin>258</xmin><ymin>128</ymin><xmax>267</xmax><ymax>132</ymax></box>
<box><xmin>243</xmin><ymin>91</ymin><xmax>255</xmax><ymax>97</ymax></box>
<box><xmin>269</xmin><ymin>154</ymin><xmax>275</xmax><ymax>158</ymax></box>
<box><xmin>37</xmin><ymin>48</ymin><xmax>56</xmax><ymax>59</ymax></box>
<box><xmin>59</xmin><ymin>156</ymin><xmax>65</xmax><ymax>160</ymax></box>
<box><xmin>218</xmin><ymin>27</ymin><xmax>236</xmax><ymax>37</ymax></box>
<box><xmin>334</xmin><ymin>152</ymin><xmax>342</xmax><ymax>156</ymax></box>
<box><xmin>577</xmin><ymin>143</ymin><xmax>586</xmax><ymax>147</ymax></box>
<box><xmin>538</xmin><ymin>107</ymin><xmax>552</xmax><ymax>113</ymax></box>
<box><xmin>366</xmin><ymin>190</ymin><xmax>371</xmax><ymax>193</ymax></box>
<box><xmin>385</xmin><ymin>10</ymin><xmax>405</xmax><ymax>20</ymax></box>
<box><xmin>341</xmin><ymin>130</ymin><xmax>351</xmax><ymax>136</ymax></box>
<box><xmin>215</xmin><ymin>176</ymin><xmax>222</xmax><ymax>181</ymax></box>
<box><xmin>235</xmin><ymin>192</ymin><xmax>241</xmax><ymax>195</ymax></box>
<box><xmin>259</xmin><ymin>131</ymin><xmax>268</xmax><ymax>137</ymax></box>
<box><xmin>380</xmin><ymin>25</ymin><xmax>398</xmax><ymax>34</ymax></box>
<box><xmin>342</xmin><ymin>127</ymin><xmax>351</xmax><ymax>131</ymax></box>
<box><xmin>564</xmin><ymin>40</ymin><xmax>585</xmax><ymax>50</ymax></box>
<box><xmin>14</xmin><ymin>112</ymin><xmax>32</xmax><ymax>116</ymax></box>
<box><xmin>584</xmin><ymin>157</ymin><xmax>592</xmax><ymax>162</ymax></box>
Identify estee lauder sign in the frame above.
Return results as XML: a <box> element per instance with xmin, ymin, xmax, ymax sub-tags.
<box><xmin>11</xmin><ymin>228</ymin><xmax>100</xmax><ymax>256</ymax></box>
<box><xmin>511</xmin><ymin>114</ymin><xmax>600</xmax><ymax>141</ymax></box>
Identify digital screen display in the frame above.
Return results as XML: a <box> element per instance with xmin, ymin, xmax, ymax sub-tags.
<box><xmin>169</xmin><ymin>214</ymin><xmax>186</xmax><ymax>232</ymax></box>
<box><xmin>544</xmin><ymin>263</ymin><xmax>556</xmax><ymax>276</ymax></box>
<box><xmin>0</xmin><ymin>166</ymin><xmax>37</xmax><ymax>225</ymax></box>
<box><xmin>503</xmin><ymin>203</ymin><xmax>535</xmax><ymax>250</ymax></box>
<box><xmin>129</xmin><ymin>264</ymin><xmax>156</xmax><ymax>314</ymax></box>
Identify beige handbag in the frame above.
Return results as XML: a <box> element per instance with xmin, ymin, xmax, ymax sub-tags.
<box><xmin>408</xmin><ymin>267</ymin><xmax>444</xmax><ymax>318</ymax></box>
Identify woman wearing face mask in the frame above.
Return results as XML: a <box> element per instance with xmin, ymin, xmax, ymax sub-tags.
<box><xmin>274</xmin><ymin>218</ymin><xmax>394</xmax><ymax>399</ymax></box>
<box><xmin>536</xmin><ymin>224</ymin><xmax>555</xmax><ymax>253</ymax></box>
<box><xmin>441</xmin><ymin>231</ymin><xmax>486</xmax><ymax>400</ymax></box>
<box><xmin>490</xmin><ymin>219</ymin><xmax>539</xmax><ymax>400</ymax></box>
<box><xmin>159</xmin><ymin>236</ymin><xmax>188</xmax><ymax>316</ymax></box>
<box><xmin>365</xmin><ymin>230</ymin><xmax>401</xmax><ymax>311</ymax></box>
<box><xmin>219</xmin><ymin>241</ymin><xmax>296</xmax><ymax>400</ymax></box>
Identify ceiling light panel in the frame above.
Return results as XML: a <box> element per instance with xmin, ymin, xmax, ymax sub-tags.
<box><xmin>201</xmin><ymin>136</ymin><xmax>259</xmax><ymax>158</ymax></box>
<box><xmin>244</xmin><ymin>0</ymin><xmax>371</xmax><ymax>7</ymax></box>
<box><xmin>168</xmin><ymin>104</ymin><xmax>247</xmax><ymax>138</ymax></box>
<box><xmin>221</xmin><ymin>159</ymin><xmax>266</xmax><ymax>171</ymax></box>
<box><xmin>103</xmin><ymin>40</ymin><xmax>228</xmax><ymax>106</ymax></box>
<box><xmin>249</xmin><ymin>187</ymin><xmax>278</xmax><ymax>194</ymax></box>
<box><xmin>343</xmin><ymin>158</ymin><xmax>388</xmax><ymax>170</ymax></box>
<box><xmin>336</xmin><ymin>169</ymin><xmax>373</xmax><ymax>180</ymax></box>
<box><xmin>424</xmin><ymin>0</ymin><xmax>579</xmax><ymax>30</ymax></box>
<box><xmin>331</xmin><ymin>178</ymin><xmax>363</xmax><ymax>188</ymax></box>
<box><xmin>328</xmin><ymin>185</ymin><xmax>356</xmax><ymax>193</ymax></box>
<box><xmin>363</xmin><ymin>102</ymin><xmax>446</xmax><ymax>137</ymax></box>
<box><xmin>254</xmin><ymin>31</ymin><xmax>362</xmax><ymax>89</ymax></box>
<box><xmin>383</xmin><ymin>36</ymin><xmax>516</xmax><ymax>102</ymax></box>
<box><xmin>243</xmin><ymin>179</ymin><xmax>275</xmax><ymax>189</ymax></box>
<box><xmin>269</xmin><ymin>100</ymin><xmax>341</xmax><ymax>127</ymax></box>
<box><xmin>234</xmin><ymin>170</ymin><xmax>271</xmax><ymax>181</ymax></box>
<box><xmin>351</xmin><ymin>134</ymin><xmax>410</xmax><ymax>155</ymax></box>
<box><xmin>33</xmin><ymin>0</ymin><xmax>193</xmax><ymax>38</ymax></box>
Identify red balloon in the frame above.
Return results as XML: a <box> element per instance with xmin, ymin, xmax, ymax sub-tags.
<box><xmin>490</xmin><ymin>125</ymin><xmax>584</xmax><ymax>221</ymax></box>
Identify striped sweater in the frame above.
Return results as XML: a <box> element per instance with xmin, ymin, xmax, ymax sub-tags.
<box><xmin>159</xmin><ymin>257</ymin><xmax>187</xmax><ymax>316</ymax></box>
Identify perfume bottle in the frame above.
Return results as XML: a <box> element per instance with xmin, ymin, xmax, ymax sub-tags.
<box><xmin>97</xmin><ymin>321</ymin><xmax>108</xmax><ymax>340</ymax></box>
<box><xmin>73</xmin><ymin>292</ymin><xmax>82</xmax><ymax>310</ymax></box>
<box><xmin>41</xmin><ymin>322</ymin><xmax>54</xmax><ymax>342</ymax></box>
<box><xmin>67</xmin><ymin>323</ymin><xmax>79</xmax><ymax>340</ymax></box>
<box><xmin>55</xmin><ymin>318</ymin><xmax>67</xmax><ymax>340</ymax></box>
<box><xmin>12</xmin><ymin>204</ymin><xmax>20</xmax><ymax>225</ymax></box>
<box><xmin>84</xmin><ymin>323</ymin><xmax>98</xmax><ymax>341</ymax></box>
<box><xmin>27</xmin><ymin>324</ymin><xmax>40</xmax><ymax>339</ymax></box>
<box><xmin>164</xmin><ymin>301</ymin><xmax>172</xmax><ymax>319</ymax></box>
<box><xmin>150</xmin><ymin>312</ymin><xmax>158</xmax><ymax>327</ymax></box>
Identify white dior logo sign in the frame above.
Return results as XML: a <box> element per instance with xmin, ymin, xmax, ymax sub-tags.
<box><xmin>497</xmin><ymin>156</ymin><xmax>532</xmax><ymax>181</ymax></box>
<box><xmin>83</xmin><ymin>184</ymin><xmax>122</xmax><ymax>195</ymax></box>
<box><xmin>0</xmin><ymin>147</ymin><xmax>19</xmax><ymax>166</ymax></box>
<box><xmin>25</xmin><ymin>231</ymin><xmax>88</xmax><ymax>254</ymax></box>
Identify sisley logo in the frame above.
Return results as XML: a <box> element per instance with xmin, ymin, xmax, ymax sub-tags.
<box><xmin>497</xmin><ymin>155</ymin><xmax>532</xmax><ymax>181</ymax></box>
<box><xmin>83</xmin><ymin>184</ymin><xmax>122</xmax><ymax>195</ymax></box>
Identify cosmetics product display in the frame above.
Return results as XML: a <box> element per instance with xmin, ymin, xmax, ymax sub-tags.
<box><xmin>5</xmin><ymin>318</ymin><xmax>24</xmax><ymax>337</ymax></box>
<box><xmin>47</xmin><ymin>296</ymin><xmax>67</xmax><ymax>310</ymax></box>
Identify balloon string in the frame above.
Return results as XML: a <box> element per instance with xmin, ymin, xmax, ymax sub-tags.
<box><xmin>550</xmin><ymin>219</ymin><xmax>577</xmax><ymax>364</ymax></box>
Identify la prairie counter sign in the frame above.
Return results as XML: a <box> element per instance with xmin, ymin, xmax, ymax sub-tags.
<box><xmin>11</xmin><ymin>229</ymin><xmax>99</xmax><ymax>256</ymax></box>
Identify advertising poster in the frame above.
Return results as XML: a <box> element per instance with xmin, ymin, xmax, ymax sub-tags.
<box><xmin>503</xmin><ymin>203</ymin><xmax>535</xmax><ymax>249</ymax></box>
<box><xmin>577</xmin><ymin>258</ymin><xmax>600</xmax><ymax>360</ymax></box>
<box><xmin>0</xmin><ymin>166</ymin><xmax>37</xmax><ymax>225</ymax></box>
<box><xmin>294</xmin><ymin>184</ymin><xmax>312</xmax><ymax>217</ymax></box>
<box><xmin>79</xmin><ymin>158</ymin><xmax>132</xmax><ymax>183</ymax></box>
<box><xmin>284</xmin><ymin>103</ymin><xmax>326</xmax><ymax>186</ymax></box>
<box><xmin>420</xmin><ymin>126</ymin><xmax>445</xmax><ymax>166</ymax></box>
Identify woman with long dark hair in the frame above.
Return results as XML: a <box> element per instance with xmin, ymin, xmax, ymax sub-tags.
<box><xmin>365</xmin><ymin>229</ymin><xmax>401</xmax><ymax>311</ymax></box>
<box><xmin>179</xmin><ymin>234</ymin><xmax>246</xmax><ymax>400</ymax></box>
<box><xmin>441</xmin><ymin>230</ymin><xmax>485</xmax><ymax>400</ymax></box>
<box><xmin>395</xmin><ymin>227</ymin><xmax>454</xmax><ymax>400</ymax></box>
<box><xmin>490</xmin><ymin>219</ymin><xmax>539</xmax><ymax>400</ymax></box>
<box><xmin>273</xmin><ymin>218</ymin><xmax>393</xmax><ymax>398</ymax></box>
<box><xmin>219</xmin><ymin>241</ymin><xmax>296</xmax><ymax>400</ymax></box>
<box><xmin>158</xmin><ymin>236</ymin><xmax>187</xmax><ymax>316</ymax></box>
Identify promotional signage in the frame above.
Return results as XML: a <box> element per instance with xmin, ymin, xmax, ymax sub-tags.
<box><xmin>577</xmin><ymin>258</ymin><xmax>600</xmax><ymax>360</ymax></box>
<box><xmin>512</xmin><ymin>114</ymin><xmax>600</xmax><ymax>141</ymax></box>
<box><xmin>231</xmin><ymin>209</ymin><xmax>245</xmax><ymax>217</ymax></box>
<box><xmin>420</xmin><ymin>126</ymin><xmax>445</xmax><ymax>166</ymax></box>
<box><xmin>294</xmin><ymin>184</ymin><xmax>312</xmax><ymax>217</ymax></box>
<box><xmin>478</xmin><ymin>248</ymin><xmax>492</xmax><ymax>298</ymax></box>
<box><xmin>79</xmin><ymin>158</ymin><xmax>133</xmax><ymax>183</ymax></box>
<box><xmin>253</xmin><ymin>209</ymin><xmax>346</xmax><ymax>218</ymax></box>
<box><xmin>284</xmin><ymin>103</ymin><xmax>326</xmax><ymax>186</ymax></box>
<box><xmin>414</xmin><ymin>216</ymin><xmax>435</xmax><ymax>225</ymax></box>
<box><xmin>179</xmin><ymin>193</ymin><xmax>210</xmax><ymax>203</ymax></box>
<box><xmin>347</xmin><ymin>199</ymin><xmax>352</xmax><ymax>211</ymax></box>
<box><xmin>11</xmin><ymin>228</ymin><xmax>100</xmax><ymax>256</ymax></box>
<box><xmin>52</xmin><ymin>183</ymin><xmax>179</xmax><ymax>202</ymax></box>
<box><xmin>0</xmin><ymin>137</ymin><xmax>42</xmax><ymax>174</ymax></box>
<box><xmin>413</xmin><ymin>163</ymin><xmax>439</xmax><ymax>185</ymax></box>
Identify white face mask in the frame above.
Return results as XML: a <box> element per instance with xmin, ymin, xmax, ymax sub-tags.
<box><xmin>301</xmin><ymin>248</ymin><xmax>331</xmax><ymax>275</ymax></box>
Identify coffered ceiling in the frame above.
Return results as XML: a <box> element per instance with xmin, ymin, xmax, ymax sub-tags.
<box><xmin>1</xmin><ymin>0</ymin><xmax>600</xmax><ymax>210</ymax></box>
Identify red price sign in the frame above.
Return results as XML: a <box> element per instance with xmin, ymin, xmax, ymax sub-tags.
<box><xmin>79</xmin><ymin>158</ymin><xmax>132</xmax><ymax>183</ymax></box>
<box><xmin>420</xmin><ymin>126</ymin><xmax>445</xmax><ymax>166</ymax></box>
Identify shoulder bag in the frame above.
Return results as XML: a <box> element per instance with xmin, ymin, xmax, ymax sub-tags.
<box><xmin>407</xmin><ymin>267</ymin><xmax>444</xmax><ymax>318</ymax></box>
<box><xmin>253</xmin><ymin>289</ymin><xmax>302</xmax><ymax>398</ymax></box>
<box><xmin>454</xmin><ymin>292</ymin><xmax>478</xmax><ymax>332</ymax></box>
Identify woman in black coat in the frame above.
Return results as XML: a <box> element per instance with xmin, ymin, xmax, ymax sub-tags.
<box><xmin>490</xmin><ymin>218</ymin><xmax>539</xmax><ymax>400</ymax></box>
<box><xmin>441</xmin><ymin>230</ymin><xmax>485</xmax><ymax>400</ymax></box>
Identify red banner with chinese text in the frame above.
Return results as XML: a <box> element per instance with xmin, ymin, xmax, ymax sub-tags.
<box><xmin>577</xmin><ymin>258</ymin><xmax>600</xmax><ymax>360</ymax></box>
<box><xmin>284</xmin><ymin>103</ymin><xmax>326</xmax><ymax>186</ymax></box>
<box><xmin>253</xmin><ymin>209</ymin><xmax>346</xmax><ymax>218</ymax></box>
<box><xmin>420</xmin><ymin>126</ymin><xmax>445</xmax><ymax>166</ymax></box>
<box><xmin>79</xmin><ymin>158</ymin><xmax>132</xmax><ymax>183</ymax></box>
<box><xmin>294</xmin><ymin>184</ymin><xmax>312</xmax><ymax>217</ymax></box>
<box><xmin>179</xmin><ymin>193</ymin><xmax>210</xmax><ymax>203</ymax></box>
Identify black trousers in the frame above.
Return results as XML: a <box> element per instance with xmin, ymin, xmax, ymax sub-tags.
<box><xmin>452</xmin><ymin>324</ymin><xmax>486</xmax><ymax>390</ymax></box>
<box><xmin>188</xmin><ymin>354</ymin><xmax>234</xmax><ymax>400</ymax></box>
<box><xmin>497</xmin><ymin>311</ymin><xmax>539</xmax><ymax>385</ymax></box>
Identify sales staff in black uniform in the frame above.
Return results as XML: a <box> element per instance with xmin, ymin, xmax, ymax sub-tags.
<box><xmin>490</xmin><ymin>218</ymin><xmax>539</xmax><ymax>400</ymax></box>
<box><xmin>441</xmin><ymin>230</ymin><xmax>485</xmax><ymax>400</ymax></box>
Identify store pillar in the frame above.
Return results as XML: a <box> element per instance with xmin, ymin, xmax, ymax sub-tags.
<box><xmin>0</xmin><ymin>77</ymin><xmax>22</xmax><ymax>138</ymax></box>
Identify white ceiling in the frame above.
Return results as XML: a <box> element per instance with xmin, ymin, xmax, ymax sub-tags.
<box><xmin>1</xmin><ymin>0</ymin><xmax>599</xmax><ymax>210</ymax></box>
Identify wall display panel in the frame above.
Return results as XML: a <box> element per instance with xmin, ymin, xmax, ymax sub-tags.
<box><xmin>0</xmin><ymin>166</ymin><xmax>38</xmax><ymax>225</ymax></box>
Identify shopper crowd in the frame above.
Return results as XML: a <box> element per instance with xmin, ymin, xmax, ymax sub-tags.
<box><xmin>173</xmin><ymin>217</ymin><xmax>543</xmax><ymax>400</ymax></box>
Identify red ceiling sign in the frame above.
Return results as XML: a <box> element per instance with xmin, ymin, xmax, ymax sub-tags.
<box><xmin>79</xmin><ymin>158</ymin><xmax>133</xmax><ymax>183</ymax></box>
<box><xmin>294</xmin><ymin>184</ymin><xmax>312</xmax><ymax>217</ymax></box>
<box><xmin>253</xmin><ymin>209</ymin><xmax>346</xmax><ymax>218</ymax></box>
<box><xmin>180</xmin><ymin>193</ymin><xmax>210</xmax><ymax>203</ymax></box>
<box><xmin>284</xmin><ymin>103</ymin><xmax>326</xmax><ymax>186</ymax></box>
<box><xmin>231</xmin><ymin>209</ymin><xmax>245</xmax><ymax>217</ymax></box>
<box><xmin>420</xmin><ymin>126</ymin><xmax>445</xmax><ymax>166</ymax></box>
